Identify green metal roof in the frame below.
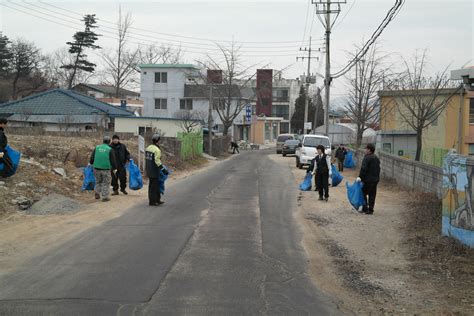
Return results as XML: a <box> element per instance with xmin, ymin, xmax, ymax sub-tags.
<box><xmin>0</xmin><ymin>89</ymin><xmax>134</xmax><ymax>117</ymax></box>
<box><xmin>138</xmin><ymin>64</ymin><xmax>200</xmax><ymax>70</ymax></box>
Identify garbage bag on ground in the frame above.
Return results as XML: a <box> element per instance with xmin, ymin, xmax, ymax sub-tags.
<box><xmin>346</xmin><ymin>180</ymin><xmax>365</xmax><ymax>210</ymax></box>
<box><xmin>331</xmin><ymin>164</ymin><xmax>344</xmax><ymax>187</ymax></box>
<box><xmin>159</xmin><ymin>165</ymin><xmax>170</xmax><ymax>194</ymax></box>
<box><xmin>0</xmin><ymin>145</ymin><xmax>21</xmax><ymax>178</ymax></box>
<box><xmin>299</xmin><ymin>173</ymin><xmax>313</xmax><ymax>191</ymax></box>
<box><xmin>127</xmin><ymin>159</ymin><xmax>143</xmax><ymax>190</ymax></box>
<box><xmin>81</xmin><ymin>165</ymin><xmax>95</xmax><ymax>191</ymax></box>
<box><xmin>344</xmin><ymin>151</ymin><xmax>356</xmax><ymax>169</ymax></box>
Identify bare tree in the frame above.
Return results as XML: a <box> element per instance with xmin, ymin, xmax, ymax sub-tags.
<box><xmin>197</xmin><ymin>43</ymin><xmax>257</xmax><ymax>136</ymax></box>
<box><xmin>58</xmin><ymin>114</ymin><xmax>76</xmax><ymax>132</ymax></box>
<box><xmin>9</xmin><ymin>39</ymin><xmax>45</xmax><ymax>99</ymax></box>
<box><xmin>345</xmin><ymin>44</ymin><xmax>389</xmax><ymax>147</ymax></box>
<box><xmin>174</xmin><ymin>110</ymin><xmax>204</xmax><ymax>133</ymax></box>
<box><xmin>137</xmin><ymin>44</ymin><xmax>183</xmax><ymax>66</ymax></box>
<box><xmin>101</xmin><ymin>8</ymin><xmax>139</xmax><ymax>97</ymax></box>
<box><xmin>385</xmin><ymin>50</ymin><xmax>461</xmax><ymax>161</ymax></box>
<box><xmin>43</xmin><ymin>48</ymin><xmax>96</xmax><ymax>88</ymax></box>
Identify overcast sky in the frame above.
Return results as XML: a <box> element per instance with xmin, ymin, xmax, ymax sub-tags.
<box><xmin>1</xmin><ymin>0</ymin><xmax>472</xmax><ymax>102</ymax></box>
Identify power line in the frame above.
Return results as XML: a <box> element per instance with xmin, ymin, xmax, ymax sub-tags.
<box><xmin>331</xmin><ymin>0</ymin><xmax>405</xmax><ymax>78</ymax></box>
<box><xmin>2</xmin><ymin>2</ymin><xmax>320</xmax><ymax>58</ymax></box>
<box><xmin>38</xmin><ymin>0</ymin><xmax>315</xmax><ymax>46</ymax></box>
<box><xmin>13</xmin><ymin>1</ymin><xmax>321</xmax><ymax>54</ymax></box>
<box><xmin>301</xmin><ymin>0</ymin><xmax>312</xmax><ymax>47</ymax></box>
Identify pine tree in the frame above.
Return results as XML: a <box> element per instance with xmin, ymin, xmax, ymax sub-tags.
<box><xmin>61</xmin><ymin>14</ymin><xmax>100</xmax><ymax>89</ymax></box>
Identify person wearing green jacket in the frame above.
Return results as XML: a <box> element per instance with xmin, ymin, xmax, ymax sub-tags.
<box><xmin>90</xmin><ymin>136</ymin><xmax>117</xmax><ymax>202</ymax></box>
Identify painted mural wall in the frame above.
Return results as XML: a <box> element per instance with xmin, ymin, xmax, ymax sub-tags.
<box><xmin>442</xmin><ymin>154</ymin><xmax>474</xmax><ymax>247</ymax></box>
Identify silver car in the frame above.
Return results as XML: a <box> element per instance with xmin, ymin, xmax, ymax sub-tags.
<box><xmin>276</xmin><ymin>134</ymin><xmax>297</xmax><ymax>154</ymax></box>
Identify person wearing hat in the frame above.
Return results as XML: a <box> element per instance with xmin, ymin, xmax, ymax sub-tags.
<box><xmin>110</xmin><ymin>134</ymin><xmax>131</xmax><ymax>196</ymax></box>
<box><xmin>145</xmin><ymin>133</ymin><xmax>168</xmax><ymax>206</ymax></box>
<box><xmin>356</xmin><ymin>143</ymin><xmax>380</xmax><ymax>215</ymax></box>
<box><xmin>89</xmin><ymin>136</ymin><xmax>117</xmax><ymax>202</ymax></box>
<box><xmin>312</xmin><ymin>144</ymin><xmax>332</xmax><ymax>201</ymax></box>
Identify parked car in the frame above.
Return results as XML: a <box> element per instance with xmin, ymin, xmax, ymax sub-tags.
<box><xmin>282</xmin><ymin>139</ymin><xmax>300</xmax><ymax>156</ymax></box>
<box><xmin>295</xmin><ymin>134</ymin><xmax>331</xmax><ymax>169</ymax></box>
<box><xmin>276</xmin><ymin>133</ymin><xmax>298</xmax><ymax>154</ymax></box>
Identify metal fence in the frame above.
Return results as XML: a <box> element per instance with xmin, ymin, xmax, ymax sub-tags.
<box><xmin>177</xmin><ymin>132</ymin><xmax>203</xmax><ymax>160</ymax></box>
<box><xmin>422</xmin><ymin>148</ymin><xmax>449</xmax><ymax>168</ymax></box>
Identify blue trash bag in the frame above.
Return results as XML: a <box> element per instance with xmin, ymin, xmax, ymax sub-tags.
<box><xmin>346</xmin><ymin>180</ymin><xmax>366</xmax><ymax>210</ymax></box>
<box><xmin>331</xmin><ymin>164</ymin><xmax>344</xmax><ymax>187</ymax></box>
<box><xmin>0</xmin><ymin>145</ymin><xmax>21</xmax><ymax>178</ymax></box>
<box><xmin>299</xmin><ymin>172</ymin><xmax>313</xmax><ymax>191</ymax></box>
<box><xmin>344</xmin><ymin>151</ymin><xmax>356</xmax><ymax>169</ymax></box>
<box><xmin>159</xmin><ymin>166</ymin><xmax>170</xmax><ymax>194</ymax></box>
<box><xmin>127</xmin><ymin>159</ymin><xmax>143</xmax><ymax>190</ymax></box>
<box><xmin>81</xmin><ymin>165</ymin><xmax>96</xmax><ymax>191</ymax></box>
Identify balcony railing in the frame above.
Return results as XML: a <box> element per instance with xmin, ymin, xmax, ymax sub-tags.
<box><xmin>272</xmin><ymin>96</ymin><xmax>289</xmax><ymax>102</ymax></box>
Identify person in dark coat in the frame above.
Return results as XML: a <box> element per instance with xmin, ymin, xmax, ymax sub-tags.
<box><xmin>311</xmin><ymin>145</ymin><xmax>332</xmax><ymax>201</ymax></box>
<box><xmin>110</xmin><ymin>135</ymin><xmax>131</xmax><ymax>195</ymax></box>
<box><xmin>357</xmin><ymin>143</ymin><xmax>381</xmax><ymax>215</ymax></box>
<box><xmin>335</xmin><ymin>144</ymin><xmax>347</xmax><ymax>172</ymax></box>
<box><xmin>0</xmin><ymin>118</ymin><xmax>12</xmax><ymax>178</ymax></box>
<box><xmin>145</xmin><ymin>133</ymin><xmax>168</xmax><ymax>206</ymax></box>
<box><xmin>230</xmin><ymin>141</ymin><xmax>240</xmax><ymax>154</ymax></box>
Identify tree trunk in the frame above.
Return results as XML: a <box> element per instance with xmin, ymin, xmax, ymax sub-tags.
<box><xmin>415</xmin><ymin>129</ymin><xmax>423</xmax><ymax>161</ymax></box>
<box><xmin>356</xmin><ymin>131</ymin><xmax>363</xmax><ymax>149</ymax></box>
<box><xmin>223</xmin><ymin>123</ymin><xmax>232</xmax><ymax>136</ymax></box>
<box><xmin>12</xmin><ymin>73</ymin><xmax>20</xmax><ymax>100</ymax></box>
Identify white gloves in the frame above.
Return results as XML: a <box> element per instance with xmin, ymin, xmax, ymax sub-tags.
<box><xmin>329</xmin><ymin>172</ymin><xmax>332</xmax><ymax>177</ymax></box>
<box><xmin>311</xmin><ymin>171</ymin><xmax>315</xmax><ymax>176</ymax></box>
<box><xmin>0</xmin><ymin>152</ymin><xmax>4</xmax><ymax>159</ymax></box>
<box><xmin>356</xmin><ymin>177</ymin><xmax>362</xmax><ymax>182</ymax></box>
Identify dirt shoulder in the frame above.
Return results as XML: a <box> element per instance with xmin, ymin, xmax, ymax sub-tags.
<box><xmin>269</xmin><ymin>154</ymin><xmax>474</xmax><ymax>315</ymax></box>
<box><xmin>0</xmin><ymin>157</ymin><xmax>219</xmax><ymax>278</ymax></box>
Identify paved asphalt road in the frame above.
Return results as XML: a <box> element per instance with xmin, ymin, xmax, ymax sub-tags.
<box><xmin>0</xmin><ymin>150</ymin><xmax>338</xmax><ymax>315</ymax></box>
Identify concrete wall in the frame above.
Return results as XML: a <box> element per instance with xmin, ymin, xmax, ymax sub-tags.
<box><xmin>379</xmin><ymin>151</ymin><xmax>443</xmax><ymax>198</ymax></box>
<box><xmin>114</xmin><ymin>117</ymin><xmax>202</xmax><ymax>138</ymax></box>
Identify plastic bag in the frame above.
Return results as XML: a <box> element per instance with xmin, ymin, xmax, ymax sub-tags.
<box><xmin>344</xmin><ymin>151</ymin><xmax>356</xmax><ymax>169</ymax></box>
<box><xmin>0</xmin><ymin>145</ymin><xmax>21</xmax><ymax>178</ymax></box>
<box><xmin>299</xmin><ymin>173</ymin><xmax>313</xmax><ymax>191</ymax></box>
<box><xmin>127</xmin><ymin>159</ymin><xmax>143</xmax><ymax>190</ymax></box>
<box><xmin>346</xmin><ymin>180</ymin><xmax>365</xmax><ymax>210</ymax></box>
<box><xmin>81</xmin><ymin>165</ymin><xmax>96</xmax><ymax>191</ymax></box>
<box><xmin>159</xmin><ymin>166</ymin><xmax>170</xmax><ymax>194</ymax></box>
<box><xmin>331</xmin><ymin>164</ymin><xmax>344</xmax><ymax>187</ymax></box>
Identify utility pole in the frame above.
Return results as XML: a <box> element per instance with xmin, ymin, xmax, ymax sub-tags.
<box><xmin>313</xmin><ymin>0</ymin><xmax>346</xmax><ymax>136</ymax></box>
<box><xmin>208</xmin><ymin>83</ymin><xmax>213</xmax><ymax>156</ymax></box>
<box><xmin>297</xmin><ymin>36</ymin><xmax>319</xmax><ymax>134</ymax></box>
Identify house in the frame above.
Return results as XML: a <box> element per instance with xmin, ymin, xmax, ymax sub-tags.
<box><xmin>378</xmin><ymin>86</ymin><xmax>474</xmax><ymax>166</ymax></box>
<box><xmin>73</xmin><ymin>83</ymin><xmax>143</xmax><ymax>115</ymax></box>
<box><xmin>0</xmin><ymin>88</ymin><xmax>134</xmax><ymax>131</ymax></box>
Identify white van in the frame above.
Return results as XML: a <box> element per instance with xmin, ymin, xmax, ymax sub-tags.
<box><xmin>295</xmin><ymin>134</ymin><xmax>331</xmax><ymax>169</ymax></box>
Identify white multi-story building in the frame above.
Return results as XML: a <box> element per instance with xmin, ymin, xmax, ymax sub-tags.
<box><xmin>139</xmin><ymin>64</ymin><xmax>301</xmax><ymax>139</ymax></box>
<box><xmin>140</xmin><ymin>64</ymin><xmax>253</xmax><ymax>136</ymax></box>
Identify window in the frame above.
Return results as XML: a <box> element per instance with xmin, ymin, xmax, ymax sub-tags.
<box><xmin>180</xmin><ymin>99</ymin><xmax>193</xmax><ymax>110</ymax></box>
<box><xmin>154</xmin><ymin>98</ymin><xmax>167</xmax><ymax>109</ymax></box>
<box><xmin>262</xmin><ymin>99</ymin><xmax>269</xmax><ymax>107</ymax></box>
<box><xmin>470</xmin><ymin>98</ymin><xmax>474</xmax><ymax>124</ymax></box>
<box><xmin>302</xmin><ymin>137</ymin><xmax>330</xmax><ymax>148</ymax></box>
<box><xmin>469</xmin><ymin>144</ymin><xmax>474</xmax><ymax>155</ymax></box>
<box><xmin>154</xmin><ymin>72</ymin><xmax>168</xmax><ymax>83</ymax></box>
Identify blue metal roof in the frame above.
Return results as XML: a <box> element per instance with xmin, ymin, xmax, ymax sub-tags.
<box><xmin>0</xmin><ymin>89</ymin><xmax>134</xmax><ymax>117</ymax></box>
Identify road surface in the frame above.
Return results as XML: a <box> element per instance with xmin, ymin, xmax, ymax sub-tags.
<box><xmin>0</xmin><ymin>150</ymin><xmax>338</xmax><ymax>315</ymax></box>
